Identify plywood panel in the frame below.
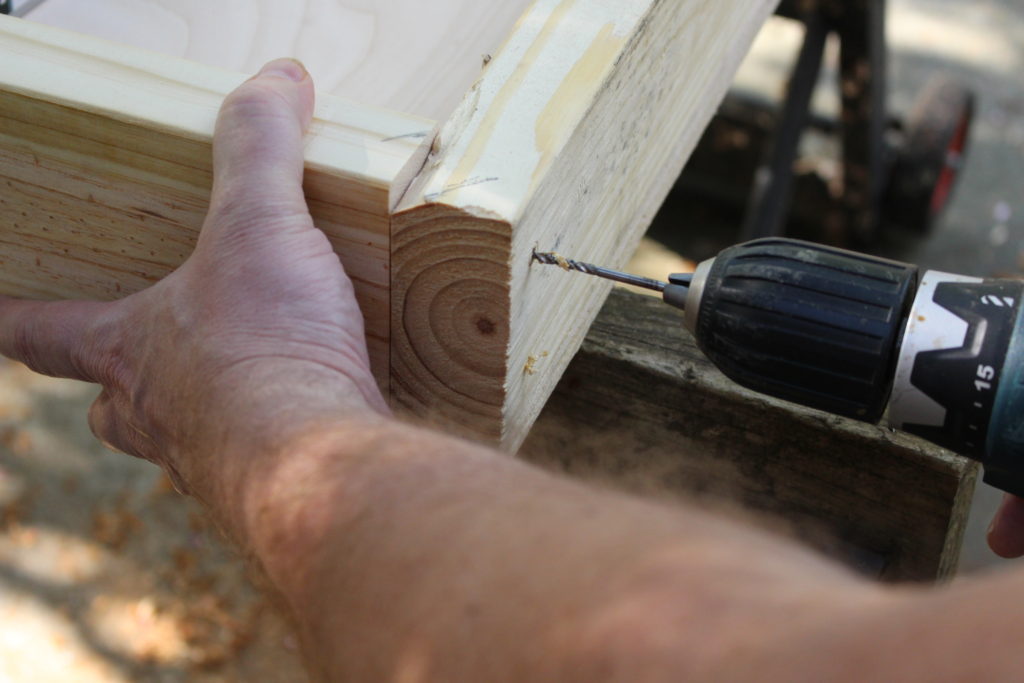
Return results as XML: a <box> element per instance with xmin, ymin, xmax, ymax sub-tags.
<box><xmin>24</xmin><ymin>0</ymin><xmax>534</xmax><ymax>122</ymax></box>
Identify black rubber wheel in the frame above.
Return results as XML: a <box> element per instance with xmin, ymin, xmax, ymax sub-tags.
<box><xmin>883</xmin><ymin>77</ymin><xmax>975</xmax><ymax>233</ymax></box>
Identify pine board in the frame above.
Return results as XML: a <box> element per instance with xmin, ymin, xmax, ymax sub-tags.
<box><xmin>394</xmin><ymin>0</ymin><xmax>779</xmax><ymax>447</ymax></box>
<box><xmin>23</xmin><ymin>0</ymin><xmax>533</xmax><ymax>122</ymax></box>
<box><xmin>0</xmin><ymin>14</ymin><xmax>433</xmax><ymax>386</ymax></box>
<box><xmin>4</xmin><ymin>2</ymin><xmax>782</xmax><ymax>445</ymax></box>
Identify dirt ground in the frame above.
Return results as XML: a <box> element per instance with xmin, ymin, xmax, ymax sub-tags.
<box><xmin>0</xmin><ymin>1</ymin><xmax>1021</xmax><ymax>680</ymax></box>
<box><xmin>0</xmin><ymin>362</ymin><xmax>305</xmax><ymax>681</ymax></box>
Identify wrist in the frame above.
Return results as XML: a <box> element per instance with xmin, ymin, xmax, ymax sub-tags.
<box><xmin>222</xmin><ymin>413</ymin><xmax>397</xmax><ymax>610</ymax></box>
<box><xmin>172</xmin><ymin>358</ymin><xmax>385</xmax><ymax>512</ymax></box>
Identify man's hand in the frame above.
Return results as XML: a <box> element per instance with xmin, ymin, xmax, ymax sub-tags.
<box><xmin>0</xmin><ymin>59</ymin><xmax>386</xmax><ymax>504</ymax></box>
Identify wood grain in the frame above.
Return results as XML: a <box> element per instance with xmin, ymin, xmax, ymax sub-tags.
<box><xmin>394</xmin><ymin>0</ymin><xmax>778</xmax><ymax>448</ymax></box>
<box><xmin>0</xmin><ymin>14</ymin><xmax>433</xmax><ymax>387</ymax></box>
<box><xmin>23</xmin><ymin>0</ymin><xmax>533</xmax><ymax>122</ymax></box>
<box><xmin>524</xmin><ymin>289</ymin><xmax>977</xmax><ymax>581</ymax></box>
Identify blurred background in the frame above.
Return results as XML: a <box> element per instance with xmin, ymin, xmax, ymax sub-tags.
<box><xmin>0</xmin><ymin>0</ymin><xmax>1022</xmax><ymax>680</ymax></box>
<box><xmin>631</xmin><ymin>0</ymin><xmax>1024</xmax><ymax>575</ymax></box>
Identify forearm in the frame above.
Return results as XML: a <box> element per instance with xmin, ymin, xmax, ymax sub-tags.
<box><xmin>214</xmin><ymin>413</ymin><xmax>893</xmax><ymax>681</ymax></box>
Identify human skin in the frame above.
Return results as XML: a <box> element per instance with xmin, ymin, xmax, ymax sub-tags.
<box><xmin>2</xmin><ymin>60</ymin><xmax>1024</xmax><ymax>681</ymax></box>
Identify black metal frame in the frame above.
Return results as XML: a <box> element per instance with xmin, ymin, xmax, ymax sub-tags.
<box><xmin>741</xmin><ymin>0</ymin><xmax>888</xmax><ymax>242</ymax></box>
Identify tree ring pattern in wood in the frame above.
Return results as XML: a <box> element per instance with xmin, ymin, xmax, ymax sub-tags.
<box><xmin>392</xmin><ymin>209</ymin><xmax>510</xmax><ymax>435</ymax></box>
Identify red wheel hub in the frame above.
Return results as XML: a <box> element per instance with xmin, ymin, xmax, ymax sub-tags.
<box><xmin>929</xmin><ymin>113</ymin><xmax>971</xmax><ymax>219</ymax></box>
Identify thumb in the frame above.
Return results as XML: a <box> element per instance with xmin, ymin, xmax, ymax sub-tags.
<box><xmin>988</xmin><ymin>493</ymin><xmax>1024</xmax><ymax>558</ymax></box>
<box><xmin>207</xmin><ymin>59</ymin><xmax>316</xmax><ymax>232</ymax></box>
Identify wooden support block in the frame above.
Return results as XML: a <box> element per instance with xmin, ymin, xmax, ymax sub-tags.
<box><xmin>0</xmin><ymin>15</ymin><xmax>432</xmax><ymax>386</ymax></box>
<box><xmin>523</xmin><ymin>289</ymin><xmax>978</xmax><ymax>581</ymax></box>
<box><xmin>394</xmin><ymin>0</ymin><xmax>778</xmax><ymax>447</ymax></box>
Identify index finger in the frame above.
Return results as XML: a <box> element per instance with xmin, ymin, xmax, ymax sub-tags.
<box><xmin>0</xmin><ymin>296</ymin><xmax>112</xmax><ymax>382</ymax></box>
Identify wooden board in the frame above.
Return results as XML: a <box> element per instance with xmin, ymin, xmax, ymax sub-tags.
<box><xmin>523</xmin><ymin>289</ymin><xmax>978</xmax><ymax>581</ymax></box>
<box><xmin>393</xmin><ymin>0</ymin><xmax>779</xmax><ymax>448</ymax></box>
<box><xmin>23</xmin><ymin>0</ymin><xmax>534</xmax><ymax>123</ymax></box>
<box><xmin>0</xmin><ymin>15</ymin><xmax>433</xmax><ymax>387</ymax></box>
<box><xmin>3</xmin><ymin>2</ymin><xmax>781</xmax><ymax>444</ymax></box>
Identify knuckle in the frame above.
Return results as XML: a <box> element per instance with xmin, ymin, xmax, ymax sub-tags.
<box><xmin>89</xmin><ymin>392</ymin><xmax>149</xmax><ymax>461</ymax></box>
<box><xmin>94</xmin><ymin>347</ymin><xmax>130</xmax><ymax>393</ymax></box>
<box><xmin>81</xmin><ymin>314</ymin><xmax>131</xmax><ymax>390</ymax></box>
<box><xmin>209</xmin><ymin>197</ymin><xmax>261</xmax><ymax>238</ymax></box>
<box><xmin>218</xmin><ymin>85</ymin><xmax>297</xmax><ymax>156</ymax></box>
<box><xmin>87</xmin><ymin>394</ymin><xmax>118</xmax><ymax>448</ymax></box>
<box><xmin>10</xmin><ymin>316</ymin><xmax>41</xmax><ymax>370</ymax></box>
<box><xmin>207</xmin><ymin>193</ymin><xmax>306</xmax><ymax>233</ymax></box>
<box><xmin>222</xmin><ymin>80</ymin><xmax>289</xmax><ymax>119</ymax></box>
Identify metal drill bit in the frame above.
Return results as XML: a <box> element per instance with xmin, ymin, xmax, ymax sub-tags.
<box><xmin>532</xmin><ymin>251</ymin><xmax>668</xmax><ymax>293</ymax></box>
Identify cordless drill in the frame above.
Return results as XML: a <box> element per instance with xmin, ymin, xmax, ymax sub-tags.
<box><xmin>535</xmin><ymin>238</ymin><xmax>1024</xmax><ymax>496</ymax></box>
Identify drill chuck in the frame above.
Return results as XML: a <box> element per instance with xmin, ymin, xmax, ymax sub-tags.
<box><xmin>678</xmin><ymin>239</ymin><xmax>917</xmax><ymax>422</ymax></box>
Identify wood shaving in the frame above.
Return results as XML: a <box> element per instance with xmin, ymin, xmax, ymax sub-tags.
<box><xmin>0</xmin><ymin>490</ymin><xmax>33</xmax><ymax>530</ymax></box>
<box><xmin>91</xmin><ymin>506</ymin><xmax>142</xmax><ymax>550</ymax></box>
<box><xmin>523</xmin><ymin>351</ymin><xmax>549</xmax><ymax>376</ymax></box>
<box><xmin>0</xmin><ymin>426</ymin><xmax>33</xmax><ymax>455</ymax></box>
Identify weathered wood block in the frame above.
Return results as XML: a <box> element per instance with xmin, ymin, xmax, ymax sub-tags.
<box><xmin>524</xmin><ymin>289</ymin><xmax>978</xmax><ymax>581</ymax></box>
